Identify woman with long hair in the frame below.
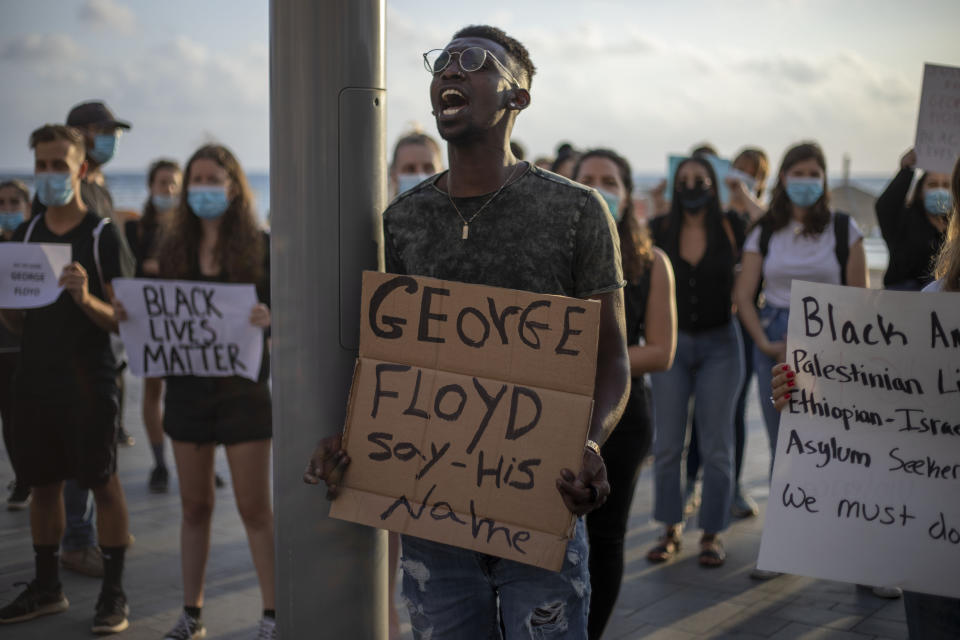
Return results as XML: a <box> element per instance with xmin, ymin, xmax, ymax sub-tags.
<box><xmin>574</xmin><ymin>149</ymin><xmax>677</xmax><ymax>640</ymax></box>
<box><xmin>124</xmin><ymin>159</ymin><xmax>181</xmax><ymax>493</ymax></box>
<box><xmin>875</xmin><ymin>148</ymin><xmax>950</xmax><ymax>291</ymax></box>
<box><xmin>646</xmin><ymin>155</ymin><xmax>746</xmax><ymax>568</ymax></box>
<box><xmin>145</xmin><ymin>144</ymin><xmax>274</xmax><ymax>639</ymax></box>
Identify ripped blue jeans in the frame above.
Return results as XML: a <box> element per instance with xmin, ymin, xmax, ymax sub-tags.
<box><xmin>400</xmin><ymin>519</ymin><xmax>590</xmax><ymax>639</ymax></box>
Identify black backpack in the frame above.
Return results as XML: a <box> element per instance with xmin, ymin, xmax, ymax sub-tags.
<box><xmin>758</xmin><ymin>212</ymin><xmax>851</xmax><ymax>285</ymax></box>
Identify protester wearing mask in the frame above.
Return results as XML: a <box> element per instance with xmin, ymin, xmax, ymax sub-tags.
<box><xmin>0</xmin><ymin>179</ymin><xmax>31</xmax><ymax>510</ymax></box>
<box><xmin>124</xmin><ymin>159</ymin><xmax>182</xmax><ymax>494</ymax></box>
<box><xmin>575</xmin><ymin>149</ymin><xmax>677</xmax><ymax>639</ymax></box>
<box><xmin>0</xmin><ymin>124</ymin><xmax>134</xmax><ymax>633</ymax></box>
<box><xmin>130</xmin><ymin>144</ymin><xmax>275</xmax><ymax>640</ymax></box>
<box><xmin>646</xmin><ymin>156</ymin><xmax>746</xmax><ymax>568</ymax></box>
<box><xmin>875</xmin><ymin>148</ymin><xmax>950</xmax><ymax>291</ymax></box>
<box><xmin>388</xmin><ymin>131</ymin><xmax>443</xmax><ymax>199</ymax></box>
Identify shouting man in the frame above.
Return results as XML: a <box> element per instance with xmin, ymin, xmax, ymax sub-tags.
<box><xmin>305</xmin><ymin>25</ymin><xmax>630</xmax><ymax>638</ymax></box>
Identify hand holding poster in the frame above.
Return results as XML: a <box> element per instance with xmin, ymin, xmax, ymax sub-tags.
<box><xmin>914</xmin><ymin>62</ymin><xmax>960</xmax><ymax>174</ymax></box>
<box><xmin>112</xmin><ymin>278</ymin><xmax>263</xmax><ymax>381</ymax></box>
<box><xmin>329</xmin><ymin>271</ymin><xmax>600</xmax><ymax>571</ymax></box>
<box><xmin>0</xmin><ymin>243</ymin><xmax>72</xmax><ymax>309</ymax></box>
<box><xmin>758</xmin><ymin>282</ymin><xmax>960</xmax><ymax>597</ymax></box>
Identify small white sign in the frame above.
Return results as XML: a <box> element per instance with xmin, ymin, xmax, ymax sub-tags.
<box><xmin>112</xmin><ymin>278</ymin><xmax>264</xmax><ymax>381</ymax></box>
<box><xmin>758</xmin><ymin>281</ymin><xmax>960</xmax><ymax>598</ymax></box>
<box><xmin>0</xmin><ymin>243</ymin><xmax>72</xmax><ymax>309</ymax></box>
<box><xmin>915</xmin><ymin>62</ymin><xmax>960</xmax><ymax>174</ymax></box>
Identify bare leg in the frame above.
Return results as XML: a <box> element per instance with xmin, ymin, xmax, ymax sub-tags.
<box><xmin>142</xmin><ymin>378</ymin><xmax>165</xmax><ymax>450</ymax></box>
<box><xmin>172</xmin><ymin>440</ymin><xmax>216</xmax><ymax>607</ymax></box>
<box><xmin>90</xmin><ymin>474</ymin><xmax>129</xmax><ymax>547</ymax></box>
<box><xmin>224</xmin><ymin>439</ymin><xmax>274</xmax><ymax>610</ymax></box>
<box><xmin>31</xmin><ymin>482</ymin><xmax>66</xmax><ymax>545</ymax></box>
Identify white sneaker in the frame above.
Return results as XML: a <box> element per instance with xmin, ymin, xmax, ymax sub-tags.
<box><xmin>256</xmin><ymin>616</ymin><xmax>277</xmax><ymax>639</ymax></box>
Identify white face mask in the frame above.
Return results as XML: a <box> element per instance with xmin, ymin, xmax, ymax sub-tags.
<box><xmin>396</xmin><ymin>173</ymin><xmax>430</xmax><ymax>195</ymax></box>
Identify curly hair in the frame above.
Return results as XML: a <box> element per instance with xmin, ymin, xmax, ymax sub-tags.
<box><xmin>452</xmin><ymin>25</ymin><xmax>536</xmax><ymax>88</ymax></box>
<box><xmin>574</xmin><ymin>148</ymin><xmax>653</xmax><ymax>284</ymax></box>
<box><xmin>933</xmin><ymin>156</ymin><xmax>960</xmax><ymax>291</ymax></box>
<box><xmin>158</xmin><ymin>144</ymin><xmax>264</xmax><ymax>285</ymax></box>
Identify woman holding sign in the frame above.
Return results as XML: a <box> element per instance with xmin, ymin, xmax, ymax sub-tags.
<box><xmin>574</xmin><ymin>149</ymin><xmax>677</xmax><ymax>639</ymax></box>
<box><xmin>875</xmin><ymin>148</ymin><xmax>950</xmax><ymax>291</ymax></box>
<box><xmin>124</xmin><ymin>159</ymin><xmax>182</xmax><ymax>494</ymax></box>
<box><xmin>152</xmin><ymin>144</ymin><xmax>275</xmax><ymax>640</ymax></box>
<box><xmin>646</xmin><ymin>155</ymin><xmax>746</xmax><ymax>568</ymax></box>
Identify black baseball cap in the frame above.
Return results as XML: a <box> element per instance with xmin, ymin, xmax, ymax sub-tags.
<box><xmin>66</xmin><ymin>101</ymin><xmax>132</xmax><ymax>130</ymax></box>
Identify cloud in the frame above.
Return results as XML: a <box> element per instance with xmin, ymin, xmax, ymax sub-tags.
<box><xmin>78</xmin><ymin>0</ymin><xmax>137</xmax><ymax>35</ymax></box>
<box><xmin>0</xmin><ymin>34</ymin><xmax>83</xmax><ymax>63</ymax></box>
<box><xmin>739</xmin><ymin>55</ymin><xmax>825</xmax><ymax>85</ymax></box>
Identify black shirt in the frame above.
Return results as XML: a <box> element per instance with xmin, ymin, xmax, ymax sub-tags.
<box><xmin>623</xmin><ymin>267</ymin><xmax>652</xmax><ymax>347</ymax></box>
<box><xmin>11</xmin><ymin>211</ymin><xmax>133</xmax><ymax>396</ymax></box>
<box><xmin>650</xmin><ymin>210</ymin><xmax>745</xmax><ymax>333</ymax></box>
<box><xmin>0</xmin><ymin>238</ymin><xmax>20</xmax><ymax>354</ymax></box>
<box><xmin>875</xmin><ymin>168</ymin><xmax>945</xmax><ymax>289</ymax></box>
<box><xmin>124</xmin><ymin>218</ymin><xmax>164</xmax><ymax>278</ymax></box>
<box><xmin>383</xmin><ymin>164</ymin><xmax>624</xmax><ymax>298</ymax></box>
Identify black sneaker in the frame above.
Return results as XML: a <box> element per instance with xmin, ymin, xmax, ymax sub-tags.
<box><xmin>214</xmin><ymin>473</ymin><xmax>226</xmax><ymax>489</ymax></box>
<box><xmin>92</xmin><ymin>589</ymin><xmax>129</xmax><ymax>634</ymax></box>
<box><xmin>0</xmin><ymin>581</ymin><xmax>69</xmax><ymax>624</ymax></box>
<box><xmin>149</xmin><ymin>466</ymin><xmax>169</xmax><ymax>493</ymax></box>
<box><xmin>6</xmin><ymin>481</ymin><xmax>31</xmax><ymax>511</ymax></box>
<box><xmin>164</xmin><ymin>610</ymin><xmax>206</xmax><ymax>639</ymax></box>
<box><xmin>116</xmin><ymin>426</ymin><xmax>135</xmax><ymax>447</ymax></box>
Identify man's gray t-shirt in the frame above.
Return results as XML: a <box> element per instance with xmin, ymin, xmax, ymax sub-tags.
<box><xmin>383</xmin><ymin>164</ymin><xmax>624</xmax><ymax>298</ymax></box>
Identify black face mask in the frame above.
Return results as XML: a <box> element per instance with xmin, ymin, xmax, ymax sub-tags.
<box><xmin>678</xmin><ymin>185</ymin><xmax>712</xmax><ymax>212</ymax></box>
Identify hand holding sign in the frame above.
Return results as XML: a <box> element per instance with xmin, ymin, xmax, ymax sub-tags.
<box><xmin>303</xmin><ymin>434</ymin><xmax>351</xmax><ymax>500</ymax></box>
<box><xmin>556</xmin><ymin>448</ymin><xmax>609</xmax><ymax>515</ymax></box>
<box><xmin>59</xmin><ymin>262</ymin><xmax>91</xmax><ymax>306</ymax></box>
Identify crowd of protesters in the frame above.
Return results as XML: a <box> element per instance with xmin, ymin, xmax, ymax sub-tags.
<box><xmin>1</xmin><ymin>21</ymin><xmax>956</xmax><ymax>640</ymax></box>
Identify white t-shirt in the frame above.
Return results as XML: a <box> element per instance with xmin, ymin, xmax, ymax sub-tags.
<box><xmin>743</xmin><ymin>212</ymin><xmax>863</xmax><ymax>308</ymax></box>
<box><xmin>922</xmin><ymin>279</ymin><xmax>944</xmax><ymax>292</ymax></box>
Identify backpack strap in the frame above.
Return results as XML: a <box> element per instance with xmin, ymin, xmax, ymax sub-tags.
<box><xmin>22</xmin><ymin>214</ymin><xmax>42</xmax><ymax>243</ymax></box>
<box><xmin>833</xmin><ymin>212</ymin><xmax>850</xmax><ymax>286</ymax></box>
<box><xmin>91</xmin><ymin>217</ymin><xmax>110</xmax><ymax>293</ymax></box>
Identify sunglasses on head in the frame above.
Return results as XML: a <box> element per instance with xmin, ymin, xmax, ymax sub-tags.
<box><xmin>422</xmin><ymin>47</ymin><xmax>520</xmax><ymax>87</ymax></box>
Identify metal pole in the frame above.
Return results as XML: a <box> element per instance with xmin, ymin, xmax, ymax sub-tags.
<box><xmin>270</xmin><ymin>1</ymin><xmax>387</xmax><ymax>637</ymax></box>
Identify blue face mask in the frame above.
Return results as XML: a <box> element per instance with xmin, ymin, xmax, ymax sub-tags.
<box><xmin>396</xmin><ymin>173</ymin><xmax>430</xmax><ymax>195</ymax></box>
<box><xmin>89</xmin><ymin>134</ymin><xmax>120</xmax><ymax>165</ymax></box>
<box><xmin>34</xmin><ymin>172</ymin><xmax>75</xmax><ymax>207</ymax></box>
<box><xmin>924</xmin><ymin>188</ymin><xmax>952</xmax><ymax>216</ymax></box>
<box><xmin>151</xmin><ymin>194</ymin><xmax>179</xmax><ymax>211</ymax></box>
<box><xmin>597</xmin><ymin>188</ymin><xmax>622</xmax><ymax>221</ymax></box>
<box><xmin>0</xmin><ymin>212</ymin><xmax>24</xmax><ymax>232</ymax></box>
<box><xmin>188</xmin><ymin>186</ymin><xmax>230</xmax><ymax>219</ymax></box>
<box><xmin>784</xmin><ymin>176</ymin><xmax>824</xmax><ymax>208</ymax></box>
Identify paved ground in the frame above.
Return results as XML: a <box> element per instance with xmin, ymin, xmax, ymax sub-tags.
<box><xmin>0</xmin><ymin>375</ymin><xmax>908</xmax><ymax>639</ymax></box>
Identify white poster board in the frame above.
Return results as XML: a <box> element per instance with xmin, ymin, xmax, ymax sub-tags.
<box><xmin>758</xmin><ymin>281</ymin><xmax>960</xmax><ymax>598</ymax></box>
<box><xmin>112</xmin><ymin>278</ymin><xmax>263</xmax><ymax>381</ymax></box>
<box><xmin>0</xmin><ymin>243</ymin><xmax>71</xmax><ymax>309</ymax></box>
<box><xmin>915</xmin><ymin>62</ymin><xmax>960</xmax><ymax>174</ymax></box>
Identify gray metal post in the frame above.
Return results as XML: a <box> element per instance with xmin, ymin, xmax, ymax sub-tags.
<box><xmin>270</xmin><ymin>1</ymin><xmax>387</xmax><ymax>637</ymax></box>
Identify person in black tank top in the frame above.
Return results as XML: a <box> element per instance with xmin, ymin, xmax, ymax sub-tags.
<box><xmin>574</xmin><ymin>149</ymin><xmax>678</xmax><ymax>640</ymax></box>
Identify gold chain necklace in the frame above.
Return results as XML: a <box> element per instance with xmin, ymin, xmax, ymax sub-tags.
<box><xmin>446</xmin><ymin>163</ymin><xmax>523</xmax><ymax>240</ymax></box>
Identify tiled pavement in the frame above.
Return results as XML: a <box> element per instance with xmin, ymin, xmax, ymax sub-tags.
<box><xmin>0</xmin><ymin>375</ymin><xmax>908</xmax><ymax>639</ymax></box>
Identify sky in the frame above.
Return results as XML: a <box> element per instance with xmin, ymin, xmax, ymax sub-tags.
<box><xmin>0</xmin><ymin>0</ymin><xmax>957</xmax><ymax>177</ymax></box>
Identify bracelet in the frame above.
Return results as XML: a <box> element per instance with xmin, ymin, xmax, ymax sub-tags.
<box><xmin>584</xmin><ymin>439</ymin><xmax>601</xmax><ymax>456</ymax></box>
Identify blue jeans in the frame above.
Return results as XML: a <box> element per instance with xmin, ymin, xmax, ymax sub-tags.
<box><xmin>650</xmin><ymin>321</ymin><xmax>743</xmax><ymax>533</ymax></box>
<box><xmin>400</xmin><ymin>519</ymin><xmax>590</xmax><ymax>639</ymax></box>
<box><xmin>752</xmin><ymin>305</ymin><xmax>789</xmax><ymax>471</ymax></box>
<box><xmin>61</xmin><ymin>479</ymin><xmax>96</xmax><ymax>551</ymax></box>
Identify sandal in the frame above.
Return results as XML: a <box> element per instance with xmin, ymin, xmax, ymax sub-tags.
<box><xmin>646</xmin><ymin>534</ymin><xmax>681</xmax><ymax>563</ymax></box>
<box><xmin>698</xmin><ymin>537</ymin><xmax>725</xmax><ymax>568</ymax></box>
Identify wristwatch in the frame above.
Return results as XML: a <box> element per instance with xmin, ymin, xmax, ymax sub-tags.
<box><xmin>584</xmin><ymin>439</ymin><xmax>601</xmax><ymax>456</ymax></box>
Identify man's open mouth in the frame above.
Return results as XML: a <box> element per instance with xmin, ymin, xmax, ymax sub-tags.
<box><xmin>439</xmin><ymin>88</ymin><xmax>468</xmax><ymax>116</ymax></box>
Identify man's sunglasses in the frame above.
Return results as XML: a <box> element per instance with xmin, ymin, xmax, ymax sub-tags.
<box><xmin>422</xmin><ymin>47</ymin><xmax>520</xmax><ymax>88</ymax></box>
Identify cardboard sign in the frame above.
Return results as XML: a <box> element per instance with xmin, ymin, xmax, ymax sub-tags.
<box><xmin>112</xmin><ymin>278</ymin><xmax>263</xmax><ymax>381</ymax></box>
<box><xmin>329</xmin><ymin>271</ymin><xmax>600</xmax><ymax>571</ymax></box>
<box><xmin>758</xmin><ymin>281</ymin><xmax>960</xmax><ymax>598</ymax></box>
<box><xmin>0</xmin><ymin>243</ymin><xmax>71</xmax><ymax>309</ymax></box>
<box><xmin>915</xmin><ymin>62</ymin><xmax>960</xmax><ymax>174</ymax></box>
